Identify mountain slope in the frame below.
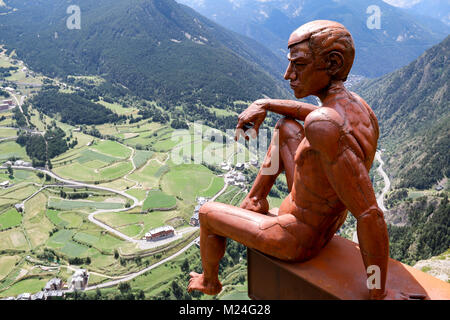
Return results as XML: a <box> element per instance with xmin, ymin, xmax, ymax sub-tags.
<box><xmin>355</xmin><ymin>35</ymin><xmax>449</xmax><ymax>190</ymax></box>
<box><xmin>0</xmin><ymin>0</ymin><xmax>291</xmax><ymax>107</ymax></box>
<box><xmin>177</xmin><ymin>0</ymin><xmax>450</xmax><ymax>77</ymax></box>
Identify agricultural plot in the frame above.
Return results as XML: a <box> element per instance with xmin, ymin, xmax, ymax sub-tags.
<box><xmin>46</xmin><ymin>229</ymin><xmax>89</xmax><ymax>257</ymax></box>
<box><xmin>125</xmin><ymin>189</ymin><xmax>147</xmax><ymax>202</ymax></box>
<box><xmin>48</xmin><ymin>198</ymin><xmax>125</xmax><ymax>211</ymax></box>
<box><xmin>96</xmin><ymin>100</ymin><xmax>138</xmax><ymax>116</ymax></box>
<box><xmin>0</xmin><ymin>278</ymin><xmax>48</xmax><ymax>298</ymax></box>
<box><xmin>0</xmin><ymin>141</ymin><xmax>29</xmax><ymax>161</ymax></box>
<box><xmin>77</xmin><ymin>149</ymin><xmax>119</xmax><ymax>164</ymax></box>
<box><xmin>0</xmin><ymin>184</ymin><xmax>38</xmax><ymax>202</ymax></box>
<box><xmin>128</xmin><ymin>160</ymin><xmax>164</xmax><ymax>189</ymax></box>
<box><xmin>161</xmin><ymin>164</ymin><xmax>224</xmax><ymax>204</ymax></box>
<box><xmin>0</xmin><ymin>255</ymin><xmax>20</xmax><ymax>282</ymax></box>
<box><xmin>91</xmin><ymin>140</ymin><xmax>131</xmax><ymax>159</ymax></box>
<box><xmin>73</xmin><ymin>231</ymin><xmax>123</xmax><ymax>251</ymax></box>
<box><xmin>0</xmin><ymin>127</ymin><xmax>17</xmax><ymax>138</ymax></box>
<box><xmin>142</xmin><ymin>190</ymin><xmax>176</xmax><ymax>211</ymax></box>
<box><xmin>0</xmin><ymin>113</ymin><xmax>13</xmax><ymax>126</ymax></box>
<box><xmin>133</xmin><ymin>150</ymin><xmax>154</xmax><ymax>169</ymax></box>
<box><xmin>0</xmin><ymin>208</ymin><xmax>22</xmax><ymax>230</ymax></box>
<box><xmin>96</xmin><ymin>209</ymin><xmax>183</xmax><ymax>239</ymax></box>
<box><xmin>0</xmin><ymin>229</ymin><xmax>29</xmax><ymax>251</ymax></box>
<box><xmin>53</xmin><ymin>159</ymin><xmax>132</xmax><ymax>183</ymax></box>
<box><xmin>46</xmin><ymin>210</ymin><xmax>83</xmax><ymax>228</ymax></box>
<box><xmin>0</xmin><ymin>170</ymin><xmax>39</xmax><ymax>186</ymax></box>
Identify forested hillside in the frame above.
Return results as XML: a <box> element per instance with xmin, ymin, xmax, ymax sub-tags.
<box><xmin>355</xmin><ymin>35</ymin><xmax>449</xmax><ymax>190</ymax></box>
<box><xmin>0</xmin><ymin>0</ymin><xmax>291</xmax><ymax>107</ymax></box>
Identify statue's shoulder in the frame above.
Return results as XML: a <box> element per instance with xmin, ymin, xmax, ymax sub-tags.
<box><xmin>304</xmin><ymin>107</ymin><xmax>345</xmax><ymax>161</ymax></box>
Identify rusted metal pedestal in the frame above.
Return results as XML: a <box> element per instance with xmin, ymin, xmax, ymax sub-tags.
<box><xmin>248</xmin><ymin>235</ymin><xmax>450</xmax><ymax>300</ymax></box>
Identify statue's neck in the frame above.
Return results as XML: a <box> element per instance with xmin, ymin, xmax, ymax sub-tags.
<box><xmin>316</xmin><ymin>80</ymin><xmax>346</xmax><ymax>104</ymax></box>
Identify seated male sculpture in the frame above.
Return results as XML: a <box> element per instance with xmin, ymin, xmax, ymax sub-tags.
<box><xmin>188</xmin><ymin>20</ymin><xmax>425</xmax><ymax>300</ymax></box>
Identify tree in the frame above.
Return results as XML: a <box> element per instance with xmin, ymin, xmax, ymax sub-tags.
<box><xmin>181</xmin><ymin>259</ymin><xmax>189</xmax><ymax>273</ymax></box>
<box><xmin>6</xmin><ymin>164</ymin><xmax>13</xmax><ymax>178</ymax></box>
<box><xmin>118</xmin><ymin>282</ymin><xmax>131</xmax><ymax>294</ymax></box>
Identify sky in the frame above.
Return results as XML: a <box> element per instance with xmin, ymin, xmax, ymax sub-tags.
<box><xmin>382</xmin><ymin>0</ymin><xmax>422</xmax><ymax>8</ymax></box>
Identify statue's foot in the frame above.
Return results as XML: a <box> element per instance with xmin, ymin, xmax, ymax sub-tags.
<box><xmin>187</xmin><ymin>272</ymin><xmax>222</xmax><ymax>295</ymax></box>
<box><xmin>240</xmin><ymin>196</ymin><xmax>269</xmax><ymax>214</ymax></box>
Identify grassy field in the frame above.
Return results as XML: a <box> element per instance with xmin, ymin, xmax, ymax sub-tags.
<box><xmin>46</xmin><ymin>210</ymin><xmax>83</xmax><ymax>228</ymax></box>
<box><xmin>96</xmin><ymin>100</ymin><xmax>138</xmax><ymax>116</ymax></box>
<box><xmin>142</xmin><ymin>190</ymin><xmax>176</xmax><ymax>211</ymax></box>
<box><xmin>96</xmin><ymin>209</ymin><xmax>184</xmax><ymax>238</ymax></box>
<box><xmin>0</xmin><ymin>255</ymin><xmax>20</xmax><ymax>282</ymax></box>
<box><xmin>133</xmin><ymin>150</ymin><xmax>154</xmax><ymax>169</ymax></box>
<box><xmin>0</xmin><ymin>278</ymin><xmax>48</xmax><ymax>297</ymax></box>
<box><xmin>53</xmin><ymin>159</ymin><xmax>133</xmax><ymax>183</ymax></box>
<box><xmin>0</xmin><ymin>228</ymin><xmax>29</xmax><ymax>251</ymax></box>
<box><xmin>0</xmin><ymin>141</ymin><xmax>30</xmax><ymax>161</ymax></box>
<box><xmin>48</xmin><ymin>198</ymin><xmax>125</xmax><ymax>211</ymax></box>
<box><xmin>161</xmin><ymin>164</ymin><xmax>224</xmax><ymax>204</ymax></box>
<box><xmin>0</xmin><ymin>127</ymin><xmax>17</xmax><ymax>138</ymax></box>
<box><xmin>91</xmin><ymin>140</ymin><xmax>131</xmax><ymax>159</ymax></box>
<box><xmin>125</xmin><ymin>189</ymin><xmax>147</xmax><ymax>202</ymax></box>
<box><xmin>0</xmin><ymin>208</ymin><xmax>22</xmax><ymax>230</ymax></box>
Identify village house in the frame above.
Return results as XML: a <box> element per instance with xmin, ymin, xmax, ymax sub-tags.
<box><xmin>17</xmin><ymin>293</ymin><xmax>31</xmax><ymax>300</ymax></box>
<box><xmin>0</xmin><ymin>181</ymin><xmax>10</xmax><ymax>188</ymax></box>
<box><xmin>31</xmin><ymin>291</ymin><xmax>46</xmax><ymax>300</ymax></box>
<box><xmin>190</xmin><ymin>205</ymin><xmax>200</xmax><ymax>227</ymax></box>
<box><xmin>145</xmin><ymin>225</ymin><xmax>175</xmax><ymax>241</ymax></box>
<box><xmin>44</xmin><ymin>278</ymin><xmax>63</xmax><ymax>291</ymax></box>
<box><xmin>71</xmin><ymin>269</ymin><xmax>89</xmax><ymax>291</ymax></box>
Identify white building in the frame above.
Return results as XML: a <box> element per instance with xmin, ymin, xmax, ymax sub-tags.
<box><xmin>0</xmin><ymin>181</ymin><xmax>9</xmax><ymax>188</ymax></box>
<box><xmin>17</xmin><ymin>293</ymin><xmax>31</xmax><ymax>300</ymax></box>
<box><xmin>71</xmin><ymin>269</ymin><xmax>89</xmax><ymax>291</ymax></box>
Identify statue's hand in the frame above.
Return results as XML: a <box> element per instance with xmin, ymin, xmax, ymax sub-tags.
<box><xmin>372</xmin><ymin>288</ymin><xmax>427</xmax><ymax>300</ymax></box>
<box><xmin>240</xmin><ymin>195</ymin><xmax>269</xmax><ymax>214</ymax></box>
<box><xmin>235</xmin><ymin>99</ymin><xmax>268</xmax><ymax>141</ymax></box>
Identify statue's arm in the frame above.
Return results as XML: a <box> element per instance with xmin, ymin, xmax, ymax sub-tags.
<box><xmin>235</xmin><ymin>99</ymin><xmax>318</xmax><ymax>140</ymax></box>
<box><xmin>304</xmin><ymin>109</ymin><xmax>389</xmax><ymax>300</ymax></box>
<box><xmin>259</xmin><ymin>99</ymin><xmax>319</xmax><ymax>121</ymax></box>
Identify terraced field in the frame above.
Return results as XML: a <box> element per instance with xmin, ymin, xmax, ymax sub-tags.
<box><xmin>161</xmin><ymin>164</ymin><xmax>224</xmax><ymax>204</ymax></box>
<box><xmin>142</xmin><ymin>190</ymin><xmax>177</xmax><ymax>211</ymax></box>
<box><xmin>0</xmin><ymin>208</ymin><xmax>22</xmax><ymax>230</ymax></box>
<box><xmin>48</xmin><ymin>198</ymin><xmax>125</xmax><ymax>211</ymax></box>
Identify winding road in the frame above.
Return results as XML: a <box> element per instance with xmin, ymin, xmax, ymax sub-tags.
<box><xmin>375</xmin><ymin>150</ymin><xmax>391</xmax><ymax>212</ymax></box>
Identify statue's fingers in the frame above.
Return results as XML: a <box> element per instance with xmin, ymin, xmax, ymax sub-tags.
<box><xmin>408</xmin><ymin>293</ymin><xmax>427</xmax><ymax>300</ymax></box>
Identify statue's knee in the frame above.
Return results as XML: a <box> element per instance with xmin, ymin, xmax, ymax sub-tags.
<box><xmin>275</xmin><ymin>117</ymin><xmax>304</xmax><ymax>143</ymax></box>
<box><xmin>198</xmin><ymin>202</ymin><xmax>214</xmax><ymax>225</ymax></box>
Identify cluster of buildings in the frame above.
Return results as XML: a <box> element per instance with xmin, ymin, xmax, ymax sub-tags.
<box><xmin>1</xmin><ymin>278</ymin><xmax>65</xmax><ymax>300</ymax></box>
<box><xmin>224</xmin><ymin>170</ymin><xmax>246</xmax><ymax>188</ymax></box>
<box><xmin>190</xmin><ymin>197</ymin><xmax>209</xmax><ymax>227</ymax></box>
<box><xmin>0</xmin><ymin>99</ymin><xmax>14</xmax><ymax>111</ymax></box>
<box><xmin>3</xmin><ymin>159</ymin><xmax>32</xmax><ymax>167</ymax></box>
<box><xmin>144</xmin><ymin>225</ymin><xmax>175</xmax><ymax>241</ymax></box>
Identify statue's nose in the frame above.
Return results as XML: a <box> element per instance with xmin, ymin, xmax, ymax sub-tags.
<box><xmin>284</xmin><ymin>62</ymin><xmax>295</xmax><ymax>81</ymax></box>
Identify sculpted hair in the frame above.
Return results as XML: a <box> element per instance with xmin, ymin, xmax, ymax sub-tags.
<box><xmin>289</xmin><ymin>21</ymin><xmax>355</xmax><ymax>81</ymax></box>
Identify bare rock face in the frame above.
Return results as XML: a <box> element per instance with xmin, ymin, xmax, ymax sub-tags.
<box><xmin>414</xmin><ymin>250</ymin><xmax>450</xmax><ymax>283</ymax></box>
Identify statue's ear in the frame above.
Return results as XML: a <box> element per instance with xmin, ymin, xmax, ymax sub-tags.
<box><xmin>326</xmin><ymin>51</ymin><xmax>344</xmax><ymax>77</ymax></box>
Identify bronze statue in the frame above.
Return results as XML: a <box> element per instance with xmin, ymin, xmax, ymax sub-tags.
<box><xmin>187</xmin><ymin>20</ymin><xmax>426</xmax><ymax>300</ymax></box>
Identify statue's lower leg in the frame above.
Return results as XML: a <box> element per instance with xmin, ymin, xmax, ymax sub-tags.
<box><xmin>188</xmin><ymin>226</ymin><xmax>225</xmax><ymax>295</ymax></box>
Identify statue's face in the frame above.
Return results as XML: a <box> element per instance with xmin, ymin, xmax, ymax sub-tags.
<box><xmin>284</xmin><ymin>41</ymin><xmax>330</xmax><ymax>99</ymax></box>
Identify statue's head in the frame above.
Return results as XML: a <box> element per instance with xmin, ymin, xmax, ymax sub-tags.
<box><xmin>284</xmin><ymin>20</ymin><xmax>355</xmax><ymax>99</ymax></box>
